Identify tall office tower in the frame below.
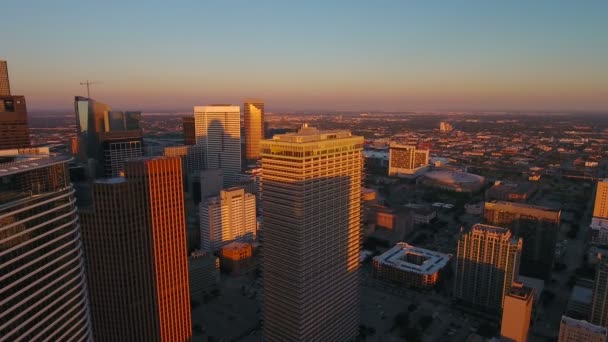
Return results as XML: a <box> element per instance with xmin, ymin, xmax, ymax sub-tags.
<box><xmin>591</xmin><ymin>259</ymin><xmax>608</xmax><ymax>328</ymax></box>
<box><xmin>194</xmin><ymin>105</ymin><xmax>241</xmax><ymax>187</ymax></box>
<box><xmin>261</xmin><ymin>125</ymin><xmax>364</xmax><ymax>341</ymax></box>
<box><xmin>74</xmin><ymin>96</ymin><xmax>143</xmax><ymax>178</ymax></box>
<box><xmin>454</xmin><ymin>223</ymin><xmax>522</xmax><ymax>314</ymax></box>
<box><xmin>200</xmin><ymin>187</ymin><xmax>256</xmax><ymax>251</ymax></box>
<box><xmin>388</xmin><ymin>142</ymin><xmax>429</xmax><ymax>176</ymax></box>
<box><xmin>484</xmin><ymin>201</ymin><xmax>560</xmax><ymax>280</ymax></box>
<box><xmin>164</xmin><ymin>144</ymin><xmax>205</xmax><ymax>186</ymax></box>
<box><xmin>243</xmin><ymin>99</ymin><xmax>264</xmax><ymax>163</ymax></box>
<box><xmin>0</xmin><ymin>60</ymin><xmax>10</xmax><ymax>95</ymax></box>
<box><xmin>182</xmin><ymin>116</ymin><xmax>196</xmax><ymax>145</ymax></box>
<box><xmin>0</xmin><ymin>95</ymin><xmax>31</xmax><ymax>149</ymax></box>
<box><xmin>591</xmin><ymin>179</ymin><xmax>608</xmax><ymax>245</ymax></box>
<box><xmin>559</xmin><ymin>316</ymin><xmax>608</xmax><ymax>342</ymax></box>
<box><xmin>500</xmin><ymin>283</ymin><xmax>534</xmax><ymax>342</ymax></box>
<box><xmin>79</xmin><ymin>156</ymin><xmax>191</xmax><ymax>341</ymax></box>
<box><xmin>0</xmin><ymin>148</ymin><xmax>92</xmax><ymax>341</ymax></box>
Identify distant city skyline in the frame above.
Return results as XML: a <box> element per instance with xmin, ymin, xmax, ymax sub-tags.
<box><xmin>1</xmin><ymin>1</ymin><xmax>607</xmax><ymax>112</ymax></box>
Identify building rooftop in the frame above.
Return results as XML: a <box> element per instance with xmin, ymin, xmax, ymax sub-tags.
<box><xmin>271</xmin><ymin>124</ymin><xmax>354</xmax><ymax>143</ymax></box>
<box><xmin>507</xmin><ymin>282</ymin><xmax>534</xmax><ymax>299</ymax></box>
<box><xmin>0</xmin><ymin>148</ymin><xmax>71</xmax><ymax>177</ymax></box>
<box><xmin>485</xmin><ymin>200</ymin><xmax>560</xmax><ymax>214</ymax></box>
<box><xmin>560</xmin><ymin>316</ymin><xmax>608</xmax><ymax>335</ymax></box>
<box><xmin>570</xmin><ymin>285</ymin><xmax>593</xmax><ymax>304</ymax></box>
<box><xmin>373</xmin><ymin>243</ymin><xmax>451</xmax><ymax>275</ymax></box>
<box><xmin>94</xmin><ymin>177</ymin><xmax>127</xmax><ymax>185</ymax></box>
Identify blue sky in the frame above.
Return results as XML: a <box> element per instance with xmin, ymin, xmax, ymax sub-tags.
<box><xmin>2</xmin><ymin>0</ymin><xmax>607</xmax><ymax>112</ymax></box>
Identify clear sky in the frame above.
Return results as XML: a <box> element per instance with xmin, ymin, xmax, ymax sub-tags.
<box><xmin>2</xmin><ymin>0</ymin><xmax>607</xmax><ymax>112</ymax></box>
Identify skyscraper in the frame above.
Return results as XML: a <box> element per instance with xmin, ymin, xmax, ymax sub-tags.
<box><xmin>591</xmin><ymin>179</ymin><xmax>608</xmax><ymax>246</ymax></box>
<box><xmin>559</xmin><ymin>316</ymin><xmax>608</xmax><ymax>342</ymax></box>
<box><xmin>163</xmin><ymin>144</ymin><xmax>205</xmax><ymax>186</ymax></box>
<box><xmin>79</xmin><ymin>156</ymin><xmax>191</xmax><ymax>341</ymax></box>
<box><xmin>0</xmin><ymin>60</ymin><xmax>10</xmax><ymax>95</ymax></box>
<box><xmin>182</xmin><ymin>116</ymin><xmax>196</xmax><ymax>145</ymax></box>
<box><xmin>388</xmin><ymin>143</ymin><xmax>429</xmax><ymax>176</ymax></box>
<box><xmin>500</xmin><ymin>283</ymin><xmax>534</xmax><ymax>342</ymax></box>
<box><xmin>194</xmin><ymin>105</ymin><xmax>241</xmax><ymax>187</ymax></box>
<box><xmin>200</xmin><ymin>187</ymin><xmax>256</xmax><ymax>251</ymax></box>
<box><xmin>454</xmin><ymin>223</ymin><xmax>522</xmax><ymax>314</ymax></box>
<box><xmin>484</xmin><ymin>201</ymin><xmax>560</xmax><ymax>280</ymax></box>
<box><xmin>0</xmin><ymin>148</ymin><xmax>92</xmax><ymax>341</ymax></box>
<box><xmin>591</xmin><ymin>258</ymin><xmax>608</xmax><ymax>328</ymax></box>
<box><xmin>74</xmin><ymin>96</ymin><xmax>143</xmax><ymax>178</ymax></box>
<box><xmin>0</xmin><ymin>61</ymin><xmax>31</xmax><ymax>149</ymax></box>
<box><xmin>261</xmin><ymin>125</ymin><xmax>363</xmax><ymax>341</ymax></box>
<box><xmin>243</xmin><ymin>99</ymin><xmax>264</xmax><ymax>163</ymax></box>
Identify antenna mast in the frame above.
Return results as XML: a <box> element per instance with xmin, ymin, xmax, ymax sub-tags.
<box><xmin>79</xmin><ymin>80</ymin><xmax>97</xmax><ymax>98</ymax></box>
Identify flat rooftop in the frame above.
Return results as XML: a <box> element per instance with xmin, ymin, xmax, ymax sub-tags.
<box><xmin>485</xmin><ymin>200</ymin><xmax>560</xmax><ymax>214</ymax></box>
<box><xmin>0</xmin><ymin>148</ymin><xmax>71</xmax><ymax>177</ymax></box>
<box><xmin>561</xmin><ymin>316</ymin><xmax>607</xmax><ymax>335</ymax></box>
<box><xmin>271</xmin><ymin>124</ymin><xmax>354</xmax><ymax>143</ymax></box>
<box><xmin>373</xmin><ymin>243</ymin><xmax>451</xmax><ymax>275</ymax></box>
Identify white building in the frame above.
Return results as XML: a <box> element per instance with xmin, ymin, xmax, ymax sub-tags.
<box><xmin>200</xmin><ymin>187</ymin><xmax>256</xmax><ymax>251</ymax></box>
<box><xmin>194</xmin><ymin>105</ymin><xmax>241</xmax><ymax>187</ymax></box>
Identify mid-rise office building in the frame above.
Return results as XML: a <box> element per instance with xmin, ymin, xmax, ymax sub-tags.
<box><xmin>200</xmin><ymin>187</ymin><xmax>256</xmax><ymax>251</ymax></box>
<box><xmin>484</xmin><ymin>200</ymin><xmax>560</xmax><ymax>280</ymax></box>
<box><xmin>388</xmin><ymin>143</ymin><xmax>429</xmax><ymax>176</ymax></box>
<box><xmin>454</xmin><ymin>223</ymin><xmax>522</xmax><ymax>314</ymax></box>
<box><xmin>164</xmin><ymin>144</ymin><xmax>205</xmax><ymax>186</ymax></box>
<box><xmin>189</xmin><ymin>250</ymin><xmax>220</xmax><ymax>297</ymax></box>
<box><xmin>244</xmin><ymin>99</ymin><xmax>264</xmax><ymax>163</ymax></box>
<box><xmin>559</xmin><ymin>316</ymin><xmax>608</xmax><ymax>342</ymax></box>
<box><xmin>500</xmin><ymin>283</ymin><xmax>534</xmax><ymax>342</ymax></box>
<box><xmin>79</xmin><ymin>157</ymin><xmax>191</xmax><ymax>341</ymax></box>
<box><xmin>372</xmin><ymin>243</ymin><xmax>451</xmax><ymax>289</ymax></box>
<box><xmin>0</xmin><ymin>148</ymin><xmax>92</xmax><ymax>341</ymax></box>
<box><xmin>193</xmin><ymin>105</ymin><xmax>241</xmax><ymax>187</ymax></box>
<box><xmin>591</xmin><ymin>259</ymin><xmax>608</xmax><ymax>328</ymax></box>
<box><xmin>261</xmin><ymin>125</ymin><xmax>363</xmax><ymax>341</ymax></box>
<box><xmin>74</xmin><ymin>96</ymin><xmax>143</xmax><ymax>178</ymax></box>
<box><xmin>591</xmin><ymin>179</ymin><xmax>608</xmax><ymax>246</ymax></box>
<box><xmin>182</xmin><ymin>116</ymin><xmax>196</xmax><ymax>145</ymax></box>
<box><xmin>0</xmin><ymin>61</ymin><xmax>31</xmax><ymax>149</ymax></box>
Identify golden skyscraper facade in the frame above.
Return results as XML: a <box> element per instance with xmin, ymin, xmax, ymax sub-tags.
<box><xmin>244</xmin><ymin>99</ymin><xmax>264</xmax><ymax>162</ymax></box>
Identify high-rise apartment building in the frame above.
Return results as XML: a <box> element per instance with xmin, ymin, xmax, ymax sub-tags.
<box><xmin>591</xmin><ymin>179</ymin><xmax>608</xmax><ymax>246</ymax></box>
<box><xmin>200</xmin><ymin>187</ymin><xmax>256</xmax><ymax>251</ymax></box>
<box><xmin>79</xmin><ymin>157</ymin><xmax>191</xmax><ymax>341</ymax></box>
<box><xmin>0</xmin><ymin>148</ymin><xmax>92</xmax><ymax>341</ymax></box>
<box><xmin>182</xmin><ymin>116</ymin><xmax>196</xmax><ymax>145</ymax></box>
<box><xmin>591</xmin><ymin>259</ymin><xmax>608</xmax><ymax>328</ymax></box>
<box><xmin>388</xmin><ymin>143</ymin><xmax>429</xmax><ymax>176</ymax></box>
<box><xmin>454</xmin><ymin>223</ymin><xmax>522</xmax><ymax>314</ymax></box>
<box><xmin>0</xmin><ymin>60</ymin><xmax>10</xmax><ymax>95</ymax></box>
<box><xmin>74</xmin><ymin>96</ymin><xmax>143</xmax><ymax>178</ymax></box>
<box><xmin>261</xmin><ymin>125</ymin><xmax>363</xmax><ymax>341</ymax></box>
<box><xmin>484</xmin><ymin>200</ymin><xmax>560</xmax><ymax>280</ymax></box>
<box><xmin>500</xmin><ymin>283</ymin><xmax>534</xmax><ymax>342</ymax></box>
<box><xmin>0</xmin><ymin>61</ymin><xmax>31</xmax><ymax>149</ymax></box>
<box><xmin>559</xmin><ymin>316</ymin><xmax>608</xmax><ymax>342</ymax></box>
<box><xmin>243</xmin><ymin>99</ymin><xmax>264</xmax><ymax>163</ymax></box>
<box><xmin>194</xmin><ymin>105</ymin><xmax>241</xmax><ymax>187</ymax></box>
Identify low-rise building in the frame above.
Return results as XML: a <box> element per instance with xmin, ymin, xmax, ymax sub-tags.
<box><xmin>372</xmin><ymin>243</ymin><xmax>451</xmax><ymax>289</ymax></box>
<box><xmin>559</xmin><ymin>316</ymin><xmax>607</xmax><ymax>342</ymax></box>
<box><xmin>220</xmin><ymin>242</ymin><xmax>254</xmax><ymax>274</ymax></box>
<box><xmin>188</xmin><ymin>250</ymin><xmax>220</xmax><ymax>298</ymax></box>
<box><xmin>501</xmin><ymin>283</ymin><xmax>534</xmax><ymax>342</ymax></box>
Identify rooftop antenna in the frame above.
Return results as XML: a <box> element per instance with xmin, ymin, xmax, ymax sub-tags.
<box><xmin>79</xmin><ymin>80</ymin><xmax>99</xmax><ymax>98</ymax></box>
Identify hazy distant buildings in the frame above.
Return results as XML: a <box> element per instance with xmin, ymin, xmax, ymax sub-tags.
<box><xmin>591</xmin><ymin>259</ymin><xmax>608</xmax><ymax>328</ymax></box>
<box><xmin>79</xmin><ymin>157</ymin><xmax>191</xmax><ymax>341</ymax></box>
<box><xmin>244</xmin><ymin>99</ymin><xmax>264</xmax><ymax>163</ymax></box>
<box><xmin>0</xmin><ymin>60</ymin><xmax>10</xmax><ymax>95</ymax></box>
<box><xmin>194</xmin><ymin>105</ymin><xmax>241</xmax><ymax>187</ymax></box>
<box><xmin>439</xmin><ymin>121</ymin><xmax>453</xmax><ymax>133</ymax></box>
<box><xmin>388</xmin><ymin>143</ymin><xmax>429</xmax><ymax>176</ymax></box>
<box><xmin>372</xmin><ymin>243</ymin><xmax>451</xmax><ymax>289</ymax></box>
<box><xmin>454</xmin><ymin>223</ymin><xmax>522</xmax><ymax>314</ymax></box>
<box><xmin>500</xmin><ymin>283</ymin><xmax>534</xmax><ymax>342</ymax></box>
<box><xmin>591</xmin><ymin>179</ymin><xmax>608</xmax><ymax>246</ymax></box>
<box><xmin>261</xmin><ymin>125</ymin><xmax>363</xmax><ymax>341</ymax></box>
<box><xmin>0</xmin><ymin>148</ymin><xmax>92</xmax><ymax>341</ymax></box>
<box><xmin>200</xmin><ymin>187</ymin><xmax>256</xmax><ymax>252</ymax></box>
<box><xmin>484</xmin><ymin>200</ymin><xmax>560</xmax><ymax>280</ymax></box>
<box><xmin>559</xmin><ymin>316</ymin><xmax>608</xmax><ymax>342</ymax></box>
<box><xmin>74</xmin><ymin>96</ymin><xmax>143</xmax><ymax>178</ymax></box>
